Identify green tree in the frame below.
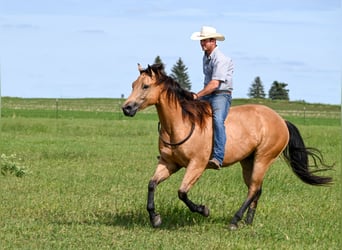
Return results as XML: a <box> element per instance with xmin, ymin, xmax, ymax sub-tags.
<box><xmin>154</xmin><ymin>55</ymin><xmax>164</xmax><ymax>65</ymax></box>
<box><xmin>248</xmin><ymin>76</ymin><xmax>266</xmax><ymax>99</ymax></box>
<box><xmin>268</xmin><ymin>81</ymin><xmax>289</xmax><ymax>100</ymax></box>
<box><xmin>153</xmin><ymin>55</ymin><xmax>167</xmax><ymax>74</ymax></box>
<box><xmin>170</xmin><ymin>57</ymin><xmax>192</xmax><ymax>90</ymax></box>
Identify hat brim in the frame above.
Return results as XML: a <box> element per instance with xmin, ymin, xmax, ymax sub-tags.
<box><xmin>190</xmin><ymin>32</ymin><xmax>225</xmax><ymax>41</ymax></box>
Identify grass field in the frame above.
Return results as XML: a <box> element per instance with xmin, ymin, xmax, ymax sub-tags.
<box><xmin>0</xmin><ymin>98</ymin><xmax>341</xmax><ymax>249</ymax></box>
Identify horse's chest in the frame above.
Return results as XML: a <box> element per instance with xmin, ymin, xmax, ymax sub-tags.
<box><xmin>160</xmin><ymin>140</ymin><xmax>210</xmax><ymax>166</ymax></box>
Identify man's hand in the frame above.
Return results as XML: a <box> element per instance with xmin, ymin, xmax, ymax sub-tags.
<box><xmin>192</xmin><ymin>93</ymin><xmax>199</xmax><ymax>100</ymax></box>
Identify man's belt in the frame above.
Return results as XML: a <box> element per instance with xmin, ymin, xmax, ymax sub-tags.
<box><xmin>213</xmin><ymin>90</ymin><xmax>232</xmax><ymax>95</ymax></box>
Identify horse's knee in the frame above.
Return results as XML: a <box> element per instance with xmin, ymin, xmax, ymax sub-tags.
<box><xmin>148</xmin><ymin>180</ymin><xmax>157</xmax><ymax>191</ymax></box>
<box><xmin>178</xmin><ymin>190</ymin><xmax>186</xmax><ymax>201</ymax></box>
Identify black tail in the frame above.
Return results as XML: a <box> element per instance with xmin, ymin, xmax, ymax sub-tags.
<box><xmin>283</xmin><ymin>121</ymin><xmax>333</xmax><ymax>186</ymax></box>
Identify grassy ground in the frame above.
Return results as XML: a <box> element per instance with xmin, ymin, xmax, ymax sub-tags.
<box><xmin>0</xmin><ymin>98</ymin><xmax>341</xmax><ymax>249</ymax></box>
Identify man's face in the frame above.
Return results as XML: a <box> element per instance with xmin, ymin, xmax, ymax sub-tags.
<box><xmin>200</xmin><ymin>38</ymin><xmax>216</xmax><ymax>53</ymax></box>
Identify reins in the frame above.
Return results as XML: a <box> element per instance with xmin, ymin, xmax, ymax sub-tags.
<box><xmin>158</xmin><ymin>122</ymin><xmax>195</xmax><ymax>147</ymax></box>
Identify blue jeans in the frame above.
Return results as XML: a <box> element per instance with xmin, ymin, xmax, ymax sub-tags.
<box><xmin>202</xmin><ymin>93</ymin><xmax>232</xmax><ymax>165</ymax></box>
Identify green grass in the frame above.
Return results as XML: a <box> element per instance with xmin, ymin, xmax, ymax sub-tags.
<box><xmin>0</xmin><ymin>98</ymin><xmax>341</xmax><ymax>249</ymax></box>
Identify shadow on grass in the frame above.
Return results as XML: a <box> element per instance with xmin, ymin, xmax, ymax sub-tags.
<box><xmin>52</xmin><ymin>206</ymin><xmax>236</xmax><ymax>230</ymax></box>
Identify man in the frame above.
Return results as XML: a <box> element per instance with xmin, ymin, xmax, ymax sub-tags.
<box><xmin>191</xmin><ymin>26</ymin><xmax>234</xmax><ymax>169</ymax></box>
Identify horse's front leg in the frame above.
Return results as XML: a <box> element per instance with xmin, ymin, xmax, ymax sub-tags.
<box><xmin>178</xmin><ymin>164</ymin><xmax>209</xmax><ymax>217</ymax></box>
<box><xmin>147</xmin><ymin>179</ymin><xmax>161</xmax><ymax>227</ymax></box>
<box><xmin>147</xmin><ymin>161</ymin><xmax>180</xmax><ymax>228</ymax></box>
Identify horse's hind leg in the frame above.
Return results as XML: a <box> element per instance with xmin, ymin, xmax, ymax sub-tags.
<box><xmin>229</xmin><ymin>157</ymin><xmax>266</xmax><ymax>230</ymax></box>
<box><xmin>241</xmin><ymin>157</ymin><xmax>263</xmax><ymax>225</ymax></box>
<box><xmin>229</xmin><ymin>187</ymin><xmax>262</xmax><ymax>230</ymax></box>
<box><xmin>245</xmin><ymin>189</ymin><xmax>262</xmax><ymax>224</ymax></box>
<box><xmin>178</xmin><ymin>164</ymin><xmax>209</xmax><ymax>217</ymax></box>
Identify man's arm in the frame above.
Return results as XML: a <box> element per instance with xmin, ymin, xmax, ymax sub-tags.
<box><xmin>194</xmin><ymin>80</ymin><xmax>220</xmax><ymax>99</ymax></box>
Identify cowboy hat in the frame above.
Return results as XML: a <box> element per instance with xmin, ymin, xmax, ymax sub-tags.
<box><xmin>190</xmin><ymin>26</ymin><xmax>225</xmax><ymax>41</ymax></box>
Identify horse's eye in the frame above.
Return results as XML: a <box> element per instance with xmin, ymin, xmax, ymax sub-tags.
<box><xmin>143</xmin><ymin>84</ymin><xmax>150</xmax><ymax>90</ymax></box>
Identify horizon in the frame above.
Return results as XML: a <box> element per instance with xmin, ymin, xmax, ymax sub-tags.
<box><xmin>1</xmin><ymin>95</ymin><xmax>340</xmax><ymax>107</ymax></box>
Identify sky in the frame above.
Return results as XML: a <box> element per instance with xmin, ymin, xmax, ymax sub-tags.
<box><xmin>0</xmin><ymin>0</ymin><xmax>341</xmax><ymax>104</ymax></box>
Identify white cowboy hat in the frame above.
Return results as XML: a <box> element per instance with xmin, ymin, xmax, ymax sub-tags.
<box><xmin>190</xmin><ymin>26</ymin><xmax>225</xmax><ymax>41</ymax></box>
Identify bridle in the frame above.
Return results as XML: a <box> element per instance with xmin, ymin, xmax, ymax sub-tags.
<box><xmin>158</xmin><ymin>122</ymin><xmax>195</xmax><ymax>147</ymax></box>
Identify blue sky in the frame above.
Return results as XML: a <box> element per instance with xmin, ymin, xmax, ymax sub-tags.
<box><xmin>0</xmin><ymin>0</ymin><xmax>341</xmax><ymax>104</ymax></box>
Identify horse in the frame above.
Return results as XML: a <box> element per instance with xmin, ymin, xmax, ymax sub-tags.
<box><xmin>121</xmin><ymin>63</ymin><xmax>333</xmax><ymax>230</ymax></box>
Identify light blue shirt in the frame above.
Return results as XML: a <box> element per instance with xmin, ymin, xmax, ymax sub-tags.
<box><xmin>203</xmin><ymin>47</ymin><xmax>234</xmax><ymax>91</ymax></box>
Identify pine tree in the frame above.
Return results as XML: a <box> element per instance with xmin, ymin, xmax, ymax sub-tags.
<box><xmin>153</xmin><ymin>55</ymin><xmax>167</xmax><ymax>74</ymax></box>
<box><xmin>170</xmin><ymin>58</ymin><xmax>192</xmax><ymax>90</ymax></box>
<box><xmin>248</xmin><ymin>76</ymin><xmax>266</xmax><ymax>99</ymax></box>
<box><xmin>154</xmin><ymin>55</ymin><xmax>164</xmax><ymax>65</ymax></box>
<box><xmin>268</xmin><ymin>81</ymin><xmax>289</xmax><ymax>100</ymax></box>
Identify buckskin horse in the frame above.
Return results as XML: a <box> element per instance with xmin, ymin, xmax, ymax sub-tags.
<box><xmin>121</xmin><ymin>63</ymin><xmax>332</xmax><ymax>230</ymax></box>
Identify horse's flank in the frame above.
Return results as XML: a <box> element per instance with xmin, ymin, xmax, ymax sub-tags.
<box><xmin>224</xmin><ymin>104</ymin><xmax>289</xmax><ymax>165</ymax></box>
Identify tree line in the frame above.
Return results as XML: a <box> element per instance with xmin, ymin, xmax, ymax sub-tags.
<box><xmin>152</xmin><ymin>56</ymin><xmax>290</xmax><ymax>100</ymax></box>
<box><xmin>248</xmin><ymin>76</ymin><xmax>289</xmax><ymax>100</ymax></box>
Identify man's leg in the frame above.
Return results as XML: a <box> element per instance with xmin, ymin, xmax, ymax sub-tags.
<box><xmin>209</xmin><ymin>93</ymin><xmax>231</xmax><ymax>167</ymax></box>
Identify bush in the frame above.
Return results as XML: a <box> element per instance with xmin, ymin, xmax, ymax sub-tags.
<box><xmin>1</xmin><ymin>154</ymin><xmax>29</xmax><ymax>177</ymax></box>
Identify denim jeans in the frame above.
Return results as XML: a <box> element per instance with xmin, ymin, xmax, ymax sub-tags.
<box><xmin>201</xmin><ymin>93</ymin><xmax>232</xmax><ymax>165</ymax></box>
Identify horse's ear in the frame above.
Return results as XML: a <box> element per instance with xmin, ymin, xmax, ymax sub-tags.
<box><xmin>147</xmin><ymin>64</ymin><xmax>154</xmax><ymax>77</ymax></box>
<box><xmin>137</xmin><ymin>63</ymin><xmax>143</xmax><ymax>73</ymax></box>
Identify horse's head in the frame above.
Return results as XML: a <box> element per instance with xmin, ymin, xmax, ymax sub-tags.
<box><xmin>122</xmin><ymin>64</ymin><xmax>165</xmax><ymax>117</ymax></box>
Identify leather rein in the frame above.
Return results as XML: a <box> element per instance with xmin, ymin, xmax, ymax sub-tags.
<box><xmin>158</xmin><ymin>122</ymin><xmax>195</xmax><ymax>147</ymax></box>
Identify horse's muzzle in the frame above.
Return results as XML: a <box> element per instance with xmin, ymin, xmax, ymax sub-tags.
<box><xmin>122</xmin><ymin>102</ymin><xmax>138</xmax><ymax>117</ymax></box>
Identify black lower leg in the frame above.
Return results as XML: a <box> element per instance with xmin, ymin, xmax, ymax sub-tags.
<box><xmin>245</xmin><ymin>207</ymin><xmax>256</xmax><ymax>224</ymax></box>
<box><xmin>230</xmin><ymin>189</ymin><xmax>262</xmax><ymax>228</ymax></box>
<box><xmin>178</xmin><ymin>190</ymin><xmax>209</xmax><ymax>217</ymax></box>
<box><xmin>245</xmin><ymin>189</ymin><xmax>262</xmax><ymax>225</ymax></box>
<box><xmin>147</xmin><ymin>180</ymin><xmax>161</xmax><ymax>227</ymax></box>
<box><xmin>230</xmin><ymin>199</ymin><xmax>252</xmax><ymax>226</ymax></box>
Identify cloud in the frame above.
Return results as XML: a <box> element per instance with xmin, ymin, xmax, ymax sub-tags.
<box><xmin>0</xmin><ymin>23</ymin><xmax>39</xmax><ymax>30</ymax></box>
<box><xmin>78</xmin><ymin>29</ymin><xmax>106</xmax><ymax>34</ymax></box>
<box><xmin>233</xmin><ymin>52</ymin><xmax>316</xmax><ymax>74</ymax></box>
<box><xmin>224</xmin><ymin>8</ymin><xmax>340</xmax><ymax>27</ymax></box>
<box><xmin>148</xmin><ymin>8</ymin><xmax>211</xmax><ymax>18</ymax></box>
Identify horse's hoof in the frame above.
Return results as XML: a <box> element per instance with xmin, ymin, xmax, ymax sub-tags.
<box><xmin>202</xmin><ymin>206</ymin><xmax>210</xmax><ymax>217</ymax></box>
<box><xmin>228</xmin><ymin>223</ymin><xmax>238</xmax><ymax>231</ymax></box>
<box><xmin>151</xmin><ymin>214</ymin><xmax>162</xmax><ymax>228</ymax></box>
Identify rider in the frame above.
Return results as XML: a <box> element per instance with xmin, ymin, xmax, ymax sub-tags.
<box><xmin>191</xmin><ymin>26</ymin><xmax>234</xmax><ymax>169</ymax></box>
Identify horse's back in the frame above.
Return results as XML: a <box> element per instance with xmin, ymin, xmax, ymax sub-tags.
<box><xmin>224</xmin><ymin>104</ymin><xmax>289</xmax><ymax>164</ymax></box>
<box><xmin>228</xmin><ymin>104</ymin><xmax>286</xmax><ymax>123</ymax></box>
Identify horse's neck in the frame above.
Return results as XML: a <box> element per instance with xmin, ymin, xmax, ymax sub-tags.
<box><xmin>156</xmin><ymin>99</ymin><xmax>188</xmax><ymax>134</ymax></box>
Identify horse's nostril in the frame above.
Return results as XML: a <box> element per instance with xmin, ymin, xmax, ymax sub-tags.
<box><xmin>122</xmin><ymin>105</ymin><xmax>131</xmax><ymax>114</ymax></box>
<box><xmin>122</xmin><ymin>103</ymin><xmax>137</xmax><ymax>117</ymax></box>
